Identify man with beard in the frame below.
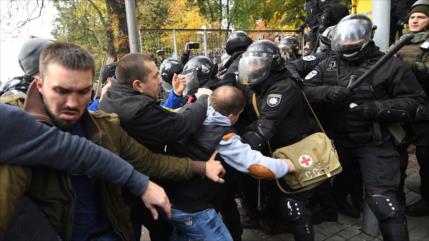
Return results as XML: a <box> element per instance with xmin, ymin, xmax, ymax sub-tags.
<box><xmin>0</xmin><ymin>102</ymin><xmax>169</xmax><ymax>240</ymax></box>
<box><xmin>2</xmin><ymin>43</ymin><xmax>224</xmax><ymax>241</ymax></box>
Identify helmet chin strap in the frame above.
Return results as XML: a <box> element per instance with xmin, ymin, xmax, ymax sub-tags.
<box><xmin>342</xmin><ymin>50</ymin><xmax>359</xmax><ymax>58</ymax></box>
<box><xmin>341</xmin><ymin>41</ymin><xmax>373</xmax><ymax>61</ymax></box>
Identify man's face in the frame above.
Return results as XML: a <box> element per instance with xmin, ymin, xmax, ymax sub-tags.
<box><xmin>141</xmin><ymin>61</ymin><xmax>162</xmax><ymax>100</ymax></box>
<box><xmin>36</xmin><ymin>63</ymin><xmax>93</xmax><ymax>129</ymax></box>
<box><xmin>409</xmin><ymin>12</ymin><xmax>429</xmax><ymax>32</ymax></box>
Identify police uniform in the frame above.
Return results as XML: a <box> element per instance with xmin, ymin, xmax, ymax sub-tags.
<box><xmin>304</xmin><ymin>41</ymin><xmax>426</xmax><ymax>240</ymax></box>
<box><xmin>234</xmin><ymin>40</ymin><xmax>320</xmax><ymax>241</ymax></box>
<box><xmin>237</xmin><ymin>71</ymin><xmax>317</xmax><ymax>241</ymax></box>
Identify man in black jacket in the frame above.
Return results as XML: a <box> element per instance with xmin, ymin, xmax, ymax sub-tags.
<box><xmin>99</xmin><ymin>53</ymin><xmax>211</xmax><ymax>240</ymax></box>
<box><xmin>237</xmin><ymin>40</ymin><xmax>318</xmax><ymax>241</ymax></box>
<box><xmin>100</xmin><ymin>53</ymin><xmax>208</xmax><ymax>152</ymax></box>
<box><xmin>303</xmin><ymin>15</ymin><xmax>426</xmax><ymax>241</ymax></box>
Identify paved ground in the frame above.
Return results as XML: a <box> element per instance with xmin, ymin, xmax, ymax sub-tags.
<box><xmin>241</xmin><ymin>152</ymin><xmax>429</xmax><ymax>241</ymax></box>
<box><xmin>141</xmin><ymin>152</ymin><xmax>429</xmax><ymax>241</ymax></box>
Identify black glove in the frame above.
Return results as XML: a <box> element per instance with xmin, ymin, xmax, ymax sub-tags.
<box><xmin>349</xmin><ymin>102</ymin><xmax>378</xmax><ymax>119</ymax></box>
<box><xmin>327</xmin><ymin>86</ymin><xmax>351</xmax><ymax>102</ymax></box>
<box><xmin>241</xmin><ymin>131</ymin><xmax>265</xmax><ymax>151</ymax></box>
<box><xmin>415</xmin><ymin>104</ymin><xmax>429</xmax><ymax>121</ymax></box>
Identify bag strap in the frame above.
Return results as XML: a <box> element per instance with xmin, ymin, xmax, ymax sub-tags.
<box><xmin>251</xmin><ymin>92</ymin><xmax>332</xmax><ymax>194</ymax></box>
<box><xmin>252</xmin><ymin>93</ymin><xmax>293</xmax><ymax>194</ymax></box>
<box><xmin>301</xmin><ymin>90</ymin><xmax>326</xmax><ymax>134</ymax></box>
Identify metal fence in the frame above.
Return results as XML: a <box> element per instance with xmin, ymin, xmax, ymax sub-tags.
<box><xmin>139</xmin><ymin>28</ymin><xmax>304</xmax><ymax>65</ymax></box>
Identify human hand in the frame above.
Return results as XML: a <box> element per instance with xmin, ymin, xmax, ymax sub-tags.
<box><xmin>205</xmin><ymin>150</ymin><xmax>225</xmax><ymax>184</ymax></box>
<box><xmin>195</xmin><ymin>88</ymin><xmax>213</xmax><ymax>99</ymax></box>
<box><xmin>140</xmin><ymin>181</ymin><xmax>172</xmax><ymax>220</ymax></box>
<box><xmin>328</xmin><ymin>86</ymin><xmax>351</xmax><ymax>102</ymax></box>
<box><xmin>172</xmin><ymin>74</ymin><xmax>186</xmax><ymax>96</ymax></box>
<box><xmin>99</xmin><ymin>81</ymin><xmax>112</xmax><ymax>101</ymax></box>
<box><xmin>284</xmin><ymin>159</ymin><xmax>296</xmax><ymax>173</ymax></box>
<box><xmin>349</xmin><ymin>101</ymin><xmax>378</xmax><ymax>119</ymax></box>
<box><xmin>184</xmin><ymin>43</ymin><xmax>190</xmax><ymax>54</ymax></box>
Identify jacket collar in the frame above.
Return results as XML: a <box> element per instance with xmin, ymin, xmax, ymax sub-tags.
<box><xmin>24</xmin><ymin>81</ymin><xmax>102</xmax><ymax>142</ymax></box>
<box><xmin>108</xmin><ymin>78</ymin><xmax>158</xmax><ymax>103</ymax></box>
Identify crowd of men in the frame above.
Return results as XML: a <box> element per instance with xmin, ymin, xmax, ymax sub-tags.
<box><xmin>1</xmin><ymin>0</ymin><xmax>429</xmax><ymax>241</ymax></box>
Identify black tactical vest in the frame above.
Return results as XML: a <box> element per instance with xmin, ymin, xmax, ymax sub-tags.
<box><xmin>320</xmin><ymin>55</ymin><xmax>385</xmax><ymax>144</ymax></box>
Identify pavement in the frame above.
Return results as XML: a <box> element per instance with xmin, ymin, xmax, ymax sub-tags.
<box><xmin>241</xmin><ymin>151</ymin><xmax>429</xmax><ymax>241</ymax></box>
<box><xmin>141</xmin><ymin>151</ymin><xmax>429</xmax><ymax>241</ymax></box>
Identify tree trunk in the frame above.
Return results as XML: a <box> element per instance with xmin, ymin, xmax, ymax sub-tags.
<box><xmin>107</xmin><ymin>0</ymin><xmax>130</xmax><ymax>58</ymax></box>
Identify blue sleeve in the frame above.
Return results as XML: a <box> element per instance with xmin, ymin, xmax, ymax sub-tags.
<box><xmin>218</xmin><ymin>135</ymin><xmax>289</xmax><ymax>178</ymax></box>
<box><xmin>0</xmin><ymin>104</ymin><xmax>148</xmax><ymax>196</ymax></box>
<box><xmin>162</xmin><ymin>91</ymin><xmax>184</xmax><ymax>109</ymax></box>
<box><xmin>87</xmin><ymin>99</ymin><xmax>100</xmax><ymax>111</ymax></box>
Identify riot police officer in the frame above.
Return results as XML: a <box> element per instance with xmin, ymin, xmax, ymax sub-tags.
<box><xmin>218</xmin><ymin>31</ymin><xmax>253</xmax><ymax>87</ymax></box>
<box><xmin>286</xmin><ymin>26</ymin><xmax>336</xmax><ymax>82</ymax></box>
<box><xmin>237</xmin><ymin>40</ymin><xmax>318</xmax><ymax>241</ymax></box>
<box><xmin>303</xmin><ymin>14</ymin><xmax>426</xmax><ymax>241</ymax></box>
<box><xmin>303</xmin><ymin>0</ymin><xmax>343</xmax><ymax>52</ymax></box>
<box><xmin>0</xmin><ymin>38</ymin><xmax>53</xmax><ymax>96</ymax></box>
<box><xmin>394</xmin><ymin>0</ymin><xmax>429</xmax><ymax>216</ymax></box>
<box><xmin>182</xmin><ymin>56</ymin><xmax>218</xmax><ymax>96</ymax></box>
<box><xmin>160</xmin><ymin>58</ymin><xmax>184</xmax><ymax>93</ymax></box>
<box><xmin>278</xmin><ymin>36</ymin><xmax>301</xmax><ymax>61</ymax></box>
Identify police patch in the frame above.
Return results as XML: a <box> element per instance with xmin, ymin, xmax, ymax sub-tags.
<box><xmin>266</xmin><ymin>94</ymin><xmax>282</xmax><ymax>107</ymax></box>
<box><xmin>302</xmin><ymin>55</ymin><xmax>316</xmax><ymax>61</ymax></box>
<box><xmin>304</xmin><ymin>70</ymin><xmax>318</xmax><ymax>80</ymax></box>
<box><xmin>298</xmin><ymin>154</ymin><xmax>313</xmax><ymax>168</ymax></box>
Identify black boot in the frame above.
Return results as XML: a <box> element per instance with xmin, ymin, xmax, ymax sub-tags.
<box><xmin>379</xmin><ymin>216</ymin><xmax>409</xmax><ymax>241</ymax></box>
<box><xmin>292</xmin><ymin>216</ymin><xmax>314</xmax><ymax>241</ymax></box>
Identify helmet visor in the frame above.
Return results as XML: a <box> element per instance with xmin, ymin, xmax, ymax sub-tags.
<box><xmin>162</xmin><ymin>81</ymin><xmax>172</xmax><ymax>92</ymax></box>
<box><xmin>331</xmin><ymin>19</ymin><xmax>372</xmax><ymax>53</ymax></box>
<box><xmin>182</xmin><ymin>70</ymin><xmax>199</xmax><ymax>96</ymax></box>
<box><xmin>238</xmin><ymin>52</ymin><xmax>272</xmax><ymax>86</ymax></box>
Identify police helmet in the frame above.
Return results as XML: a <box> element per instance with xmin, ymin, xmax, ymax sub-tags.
<box><xmin>331</xmin><ymin>14</ymin><xmax>373</xmax><ymax>56</ymax></box>
<box><xmin>159</xmin><ymin>58</ymin><xmax>183</xmax><ymax>91</ymax></box>
<box><xmin>18</xmin><ymin>38</ymin><xmax>54</xmax><ymax>76</ymax></box>
<box><xmin>279</xmin><ymin>36</ymin><xmax>299</xmax><ymax>49</ymax></box>
<box><xmin>238</xmin><ymin>40</ymin><xmax>283</xmax><ymax>86</ymax></box>
<box><xmin>182</xmin><ymin>56</ymin><xmax>215</xmax><ymax>96</ymax></box>
<box><xmin>318</xmin><ymin>25</ymin><xmax>336</xmax><ymax>51</ymax></box>
<box><xmin>225</xmin><ymin>31</ymin><xmax>253</xmax><ymax>55</ymax></box>
<box><xmin>278</xmin><ymin>36</ymin><xmax>300</xmax><ymax>59</ymax></box>
<box><xmin>0</xmin><ymin>76</ymin><xmax>32</xmax><ymax>96</ymax></box>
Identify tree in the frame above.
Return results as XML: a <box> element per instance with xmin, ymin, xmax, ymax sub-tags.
<box><xmin>52</xmin><ymin>0</ymin><xmax>130</xmax><ymax>60</ymax></box>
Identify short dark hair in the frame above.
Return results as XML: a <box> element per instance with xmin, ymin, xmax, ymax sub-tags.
<box><xmin>115</xmin><ymin>53</ymin><xmax>153</xmax><ymax>86</ymax></box>
<box><xmin>39</xmin><ymin>43</ymin><xmax>95</xmax><ymax>78</ymax></box>
<box><xmin>101</xmin><ymin>62</ymin><xmax>117</xmax><ymax>84</ymax></box>
<box><xmin>210</xmin><ymin>86</ymin><xmax>246</xmax><ymax>116</ymax></box>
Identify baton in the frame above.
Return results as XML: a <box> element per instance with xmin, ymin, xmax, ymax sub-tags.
<box><xmin>347</xmin><ymin>34</ymin><xmax>414</xmax><ymax>90</ymax></box>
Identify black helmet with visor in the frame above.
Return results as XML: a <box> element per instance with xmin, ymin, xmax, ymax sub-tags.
<box><xmin>159</xmin><ymin>58</ymin><xmax>183</xmax><ymax>92</ymax></box>
<box><xmin>331</xmin><ymin>14</ymin><xmax>373</xmax><ymax>58</ymax></box>
<box><xmin>182</xmin><ymin>56</ymin><xmax>214</xmax><ymax>96</ymax></box>
<box><xmin>238</xmin><ymin>40</ymin><xmax>283</xmax><ymax>86</ymax></box>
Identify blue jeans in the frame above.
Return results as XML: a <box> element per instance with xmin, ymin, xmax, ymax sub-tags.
<box><xmin>170</xmin><ymin>208</ymin><xmax>233</xmax><ymax>241</ymax></box>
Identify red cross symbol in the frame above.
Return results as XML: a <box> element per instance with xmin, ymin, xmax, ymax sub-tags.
<box><xmin>300</xmin><ymin>156</ymin><xmax>312</xmax><ymax>167</ymax></box>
